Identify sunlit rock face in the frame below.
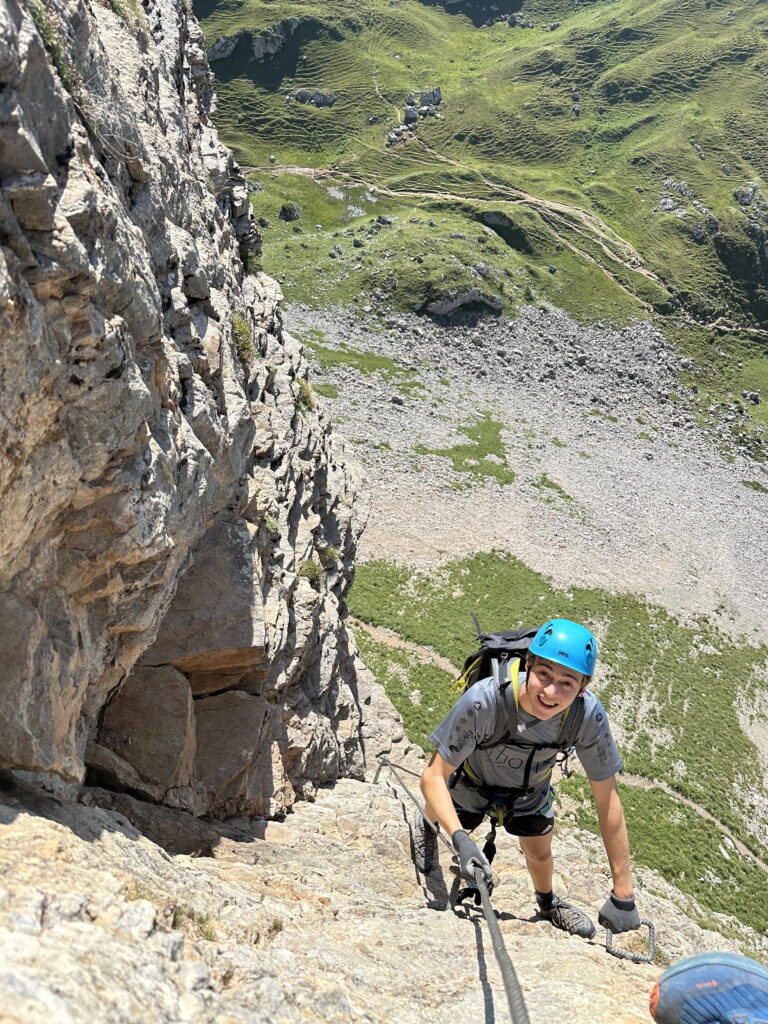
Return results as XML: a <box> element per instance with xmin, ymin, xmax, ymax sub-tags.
<box><xmin>0</xmin><ymin>0</ymin><xmax>404</xmax><ymax>816</ymax></box>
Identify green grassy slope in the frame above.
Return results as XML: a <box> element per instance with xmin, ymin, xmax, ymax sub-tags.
<box><xmin>198</xmin><ymin>0</ymin><xmax>768</xmax><ymax>330</ymax></box>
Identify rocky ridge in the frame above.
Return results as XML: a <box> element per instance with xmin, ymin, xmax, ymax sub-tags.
<box><xmin>2</xmin><ymin>768</ymin><xmax>765</xmax><ymax>1024</ymax></box>
<box><xmin>0</xmin><ymin>0</ymin><xmax>405</xmax><ymax>818</ymax></box>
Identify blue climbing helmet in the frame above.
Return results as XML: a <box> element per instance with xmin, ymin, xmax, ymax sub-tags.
<box><xmin>530</xmin><ymin>618</ymin><xmax>597</xmax><ymax>677</ymax></box>
<box><xmin>650</xmin><ymin>952</ymin><xmax>768</xmax><ymax>1023</ymax></box>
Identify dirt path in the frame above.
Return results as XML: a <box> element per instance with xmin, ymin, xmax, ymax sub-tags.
<box><xmin>620</xmin><ymin>773</ymin><xmax>768</xmax><ymax>875</ymax></box>
<box><xmin>244</xmin><ymin>160</ymin><xmax>768</xmax><ymax>337</ymax></box>
<box><xmin>372</xmin><ymin>70</ymin><xmax>400</xmax><ymax>122</ymax></box>
<box><xmin>411</xmin><ymin>138</ymin><xmax>655</xmax><ymax>275</ymax></box>
<box><xmin>349</xmin><ymin>617</ymin><xmax>460</xmax><ymax>676</ymax></box>
<box><xmin>242</xmin><ymin>161</ymin><xmax>660</xmax><ymax>311</ymax></box>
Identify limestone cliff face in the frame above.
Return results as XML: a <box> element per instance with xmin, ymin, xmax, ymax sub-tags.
<box><xmin>0</xmin><ymin>0</ymin><xmax>402</xmax><ymax>815</ymax></box>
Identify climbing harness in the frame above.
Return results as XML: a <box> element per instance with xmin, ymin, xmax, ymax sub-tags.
<box><xmin>375</xmin><ymin>754</ymin><xmax>531</xmax><ymax>1024</ymax></box>
<box><xmin>375</xmin><ymin>752</ymin><xmax>658</xmax><ymax>973</ymax></box>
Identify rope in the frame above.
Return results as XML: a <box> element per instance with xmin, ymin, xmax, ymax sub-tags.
<box><xmin>473</xmin><ymin>869</ymin><xmax>531</xmax><ymax>1024</ymax></box>
<box><xmin>374</xmin><ymin>760</ymin><xmax>423</xmax><ymax>780</ymax></box>
<box><xmin>376</xmin><ymin>755</ymin><xmax>532</xmax><ymax>1023</ymax></box>
<box><xmin>376</xmin><ymin>756</ymin><xmax>455</xmax><ymax>855</ymax></box>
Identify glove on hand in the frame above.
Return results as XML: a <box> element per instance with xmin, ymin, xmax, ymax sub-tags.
<box><xmin>452</xmin><ymin>829</ymin><xmax>493</xmax><ymax>886</ymax></box>
<box><xmin>598</xmin><ymin>892</ymin><xmax>640</xmax><ymax>933</ymax></box>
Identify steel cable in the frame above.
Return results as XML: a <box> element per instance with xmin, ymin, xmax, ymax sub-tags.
<box><xmin>376</xmin><ymin>755</ymin><xmax>532</xmax><ymax>1023</ymax></box>
<box><xmin>473</xmin><ymin>869</ymin><xmax>531</xmax><ymax>1024</ymax></box>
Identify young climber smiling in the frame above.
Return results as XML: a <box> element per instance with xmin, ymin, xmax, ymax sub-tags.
<box><xmin>415</xmin><ymin>618</ymin><xmax>642</xmax><ymax>939</ymax></box>
<box><xmin>521</xmin><ymin>655</ymin><xmax>583</xmax><ymax>718</ymax></box>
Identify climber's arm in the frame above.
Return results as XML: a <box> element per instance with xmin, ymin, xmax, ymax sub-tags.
<box><xmin>590</xmin><ymin>774</ymin><xmax>634</xmax><ymax>900</ymax></box>
<box><xmin>420</xmin><ymin>752</ymin><xmax>463</xmax><ymax>835</ymax></box>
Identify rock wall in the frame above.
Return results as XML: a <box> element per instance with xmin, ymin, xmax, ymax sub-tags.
<box><xmin>0</xmin><ymin>0</ymin><xmax>404</xmax><ymax>817</ymax></box>
<box><xmin>2</xmin><ymin>773</ymin><xmax>765</xmax><ymax>1023</ymax></box>
<box><xmin>206</xmin><ymin>18</ymin><xmax>300</xmax><ymax>64</ymax></box>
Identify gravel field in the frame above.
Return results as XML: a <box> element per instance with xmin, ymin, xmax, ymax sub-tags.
<box><xmin>286</xmin><ymin>303</ymin><xmax>768</xmax><ymax>643</ymax></box>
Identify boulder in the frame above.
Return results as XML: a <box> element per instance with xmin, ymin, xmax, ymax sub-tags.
<box><xmin>279</xmin><ymin>202</ymin><xmax>302</xmax><ymax>222</ymax></box>
<box><xmin>293</xmin><ymin>90</ymin><xmax>337</xmax><ymax>108</ymax></box>
<box><xmin>420</xmin><ymin>87</ymin><xmax>442</xmax><ymax>107</ymax></box>
<box><xmin>734</xmin><ymin>182</ymin><xmax>760</xmax><ymax>206</ymax></box>
<box><xmin>97</xmin><ymin>665</ymin><xmax>195</xmax><ymax>791</ymax></box>
<box><xmin>140</xmin><ymin>518</ymin><xmax>268</xmax><ymax>694</ymax></box>
<box><xmin>424</xmin><ymin>287</ymin><xmax>503</xmax><ymax>316</ymax></box>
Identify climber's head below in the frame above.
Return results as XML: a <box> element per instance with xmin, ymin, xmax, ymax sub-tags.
<box><xmin>649</xmin><ymin>951</ymin><xmax>768</xmax><ymax>1023</ymax></box>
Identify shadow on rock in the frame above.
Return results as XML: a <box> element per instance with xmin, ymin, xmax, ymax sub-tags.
<box><xmin>0</xmin><ymin>772</ymin><xmax>261</xmax><ymax>860</ymax></box>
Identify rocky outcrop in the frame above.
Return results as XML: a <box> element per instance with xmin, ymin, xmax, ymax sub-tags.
<box><xmin>250</xmin><ymin>19</ymin><xmax>299</xmax><ymax>61</ymax></box>
<box><xmin>0</xmin><ymin>0</ymin><xmax>405</xmax><ymax>817</ymax></box>
<box><xmin>291</xmin><ymin>89</ymin><xmax>337</xmax><ymax>108</ymax></box>
<box><xmin>424</xmin><ymin>286</ymin><xmax>503</xmax><ymax>316</ymax></box>
<box><xmin>205</xmin><ymin>32</ymin><xmax>241</xmax><ymax>62</ymax></box>
<box><xmin>658</xmin><ymin>178</ymin><xmax>719</xmax><ymax>244</ymax></box>
<box><xmin>206</xmin><ymin>19</ymin><xmax>300</xmax><ymax>64</ymax></box>
<box><xmin>420</xmin><ymin>86</ymin><xmax>442</xmax><ymax>107</ymax></box>
<box><xmin>732</xmin><ymin>180</ymin><xmax>768</xmax><ymax>265</ymax></box>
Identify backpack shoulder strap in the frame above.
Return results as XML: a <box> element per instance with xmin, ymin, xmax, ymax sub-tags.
<box><xmin>557</xmin><ymin>692</ymin><xmax>586</xmax><ymax>749</ymax></box>
<box><xmin>487</xmin><ymin>656</ymin><xmax>522</xmax><ymax>747</ymax></box>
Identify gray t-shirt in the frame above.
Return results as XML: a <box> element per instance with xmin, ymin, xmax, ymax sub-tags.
<box><xmin>429</xmin><ymin>675</ymin><xmax>622</xmax><ymax>816</ymax></box>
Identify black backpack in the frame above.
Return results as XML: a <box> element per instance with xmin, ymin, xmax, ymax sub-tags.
<box><xmin>455</xmin><ymin>619</ymin><xmax>586</xmax><ymax>754</ymax></box>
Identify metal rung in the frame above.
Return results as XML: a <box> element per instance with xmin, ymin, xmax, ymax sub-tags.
<box><xmin>605</xmin><ymin>919</ymin><xmax>656</xmax><ymax>964</ymax></box>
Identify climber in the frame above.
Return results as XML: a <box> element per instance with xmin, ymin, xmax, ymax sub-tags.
<box><xmin>650</xmin><ymin>951</ymin><xmax>768</xmax><ymax>1023</ymax></box>
<box><xmin>415</xmin><ymin>618</ymin><xmax>641</xmax><ymax>939</ymax></box>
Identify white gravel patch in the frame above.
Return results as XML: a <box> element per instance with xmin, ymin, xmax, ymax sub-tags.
<box><xmin>287</xmin><ymin>303</ymin><xmax>768</xmax><ymax>643</ymax></box>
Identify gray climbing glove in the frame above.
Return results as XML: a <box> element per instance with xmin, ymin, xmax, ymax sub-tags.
<box><xmin>452</xmin><ymin>829</ymin><xmax>493</xmax><ymax>886</ymax></box>
<box><xmin>598</xmin><ymin>892</ymin><xmax>640</xmax><ymax>933</ymax></box>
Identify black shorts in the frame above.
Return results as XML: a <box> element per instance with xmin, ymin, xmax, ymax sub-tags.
<box><xmin>455</xmin><ymin>805</ymin><xmax>555</xmax><ymax>838</ymax></box>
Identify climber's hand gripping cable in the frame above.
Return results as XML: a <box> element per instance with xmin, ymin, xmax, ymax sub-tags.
<box><xmin>452</xmin><ymin>829</ymin><xmax>493</xmax><ymax>886</ymax></box>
